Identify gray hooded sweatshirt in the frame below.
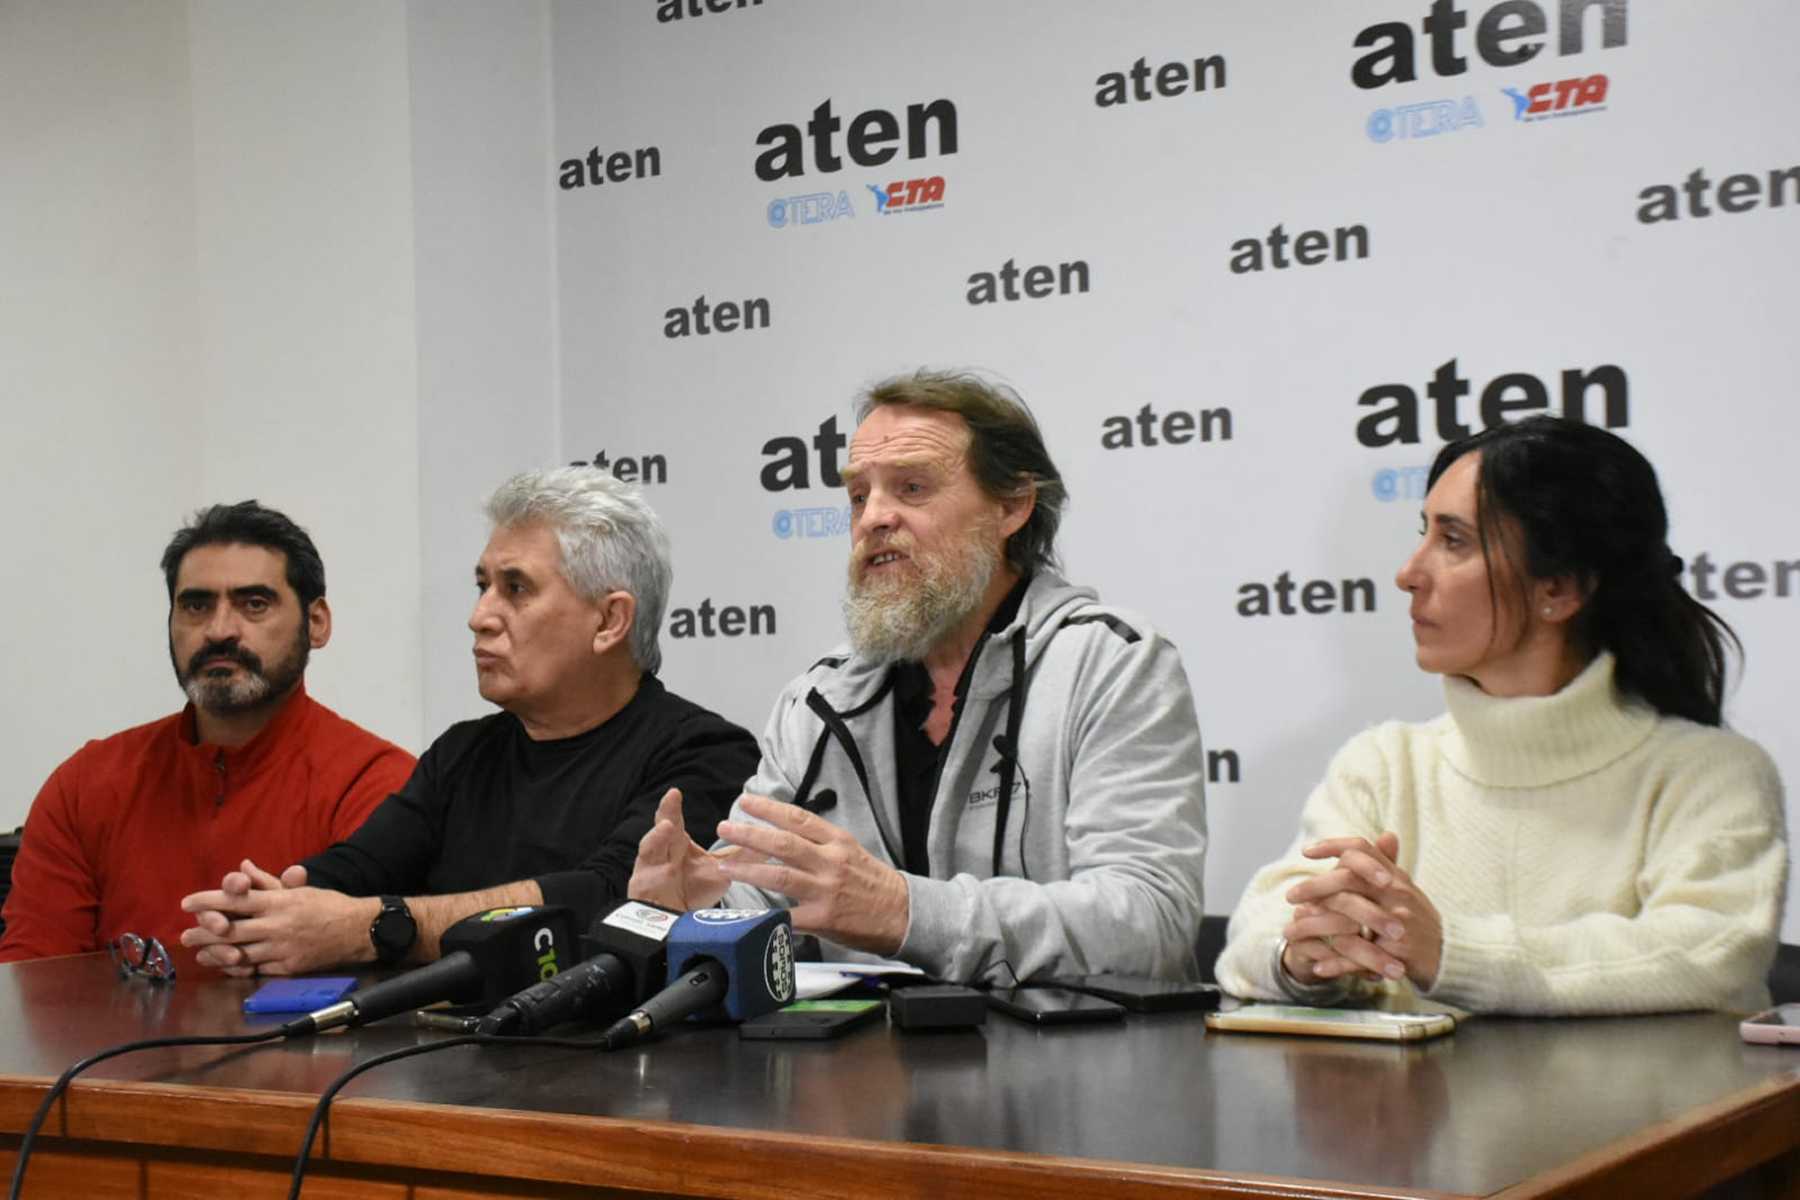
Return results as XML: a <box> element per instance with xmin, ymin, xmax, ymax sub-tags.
<box><xmin>719</xmin><ymin>572</ymin><xmax>1208</xmax><ymax>983</ymax></box>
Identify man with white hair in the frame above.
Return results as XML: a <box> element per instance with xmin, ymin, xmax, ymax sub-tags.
<box><xmin>181</xmin><ymin>468</ymin><xmax>758</xmax><ymax>974</ymax></box>
<box><xmin>630</xmin><ymin>370</ymin><xmax>1208</xmax><ymax>982</ymax></box>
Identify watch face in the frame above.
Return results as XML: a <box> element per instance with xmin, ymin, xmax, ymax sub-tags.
<box><xmin>373</xmin><ymin>899</ymin><xmax>416</xmax><ymax>963</ymax></box>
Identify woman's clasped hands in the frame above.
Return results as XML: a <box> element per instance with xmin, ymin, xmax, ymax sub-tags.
<box><xmin>1280</xmin><ymin>832</ymin><xmax>1444</xmax><ymax>991</ymax></box>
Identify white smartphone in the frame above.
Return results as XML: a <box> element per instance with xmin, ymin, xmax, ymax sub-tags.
<box><xmin>1205</xmin><ymin>1004</ymin><xmax>1456</xmax><ymax>1042</ymax></box>
<box><xmin>1738</xmin><ymin>1003</ymin><xmax>1800</xmax><ymax>1045</ymax></box>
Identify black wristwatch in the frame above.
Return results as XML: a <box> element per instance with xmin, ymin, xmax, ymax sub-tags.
<box><xmin>369</xmin><ymin>895</ymin><xmax>417</xmax><ymax>966</ymax></box>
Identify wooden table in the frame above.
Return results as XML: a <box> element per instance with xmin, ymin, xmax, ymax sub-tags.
<box><xmin>0</xmin><ymin>953</ymin><xmax>1797</xmax><ymax>1198</ymax></box>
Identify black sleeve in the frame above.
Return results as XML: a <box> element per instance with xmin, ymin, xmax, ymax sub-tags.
<box><xmin>301</xmin><ymin>745</ymin><xmax>446</xmax><ymax>897</ymax></box>
<box><xmin>533</xmin><ymin>712</ymin><xmax>759</xmax><ymax>924</ymax></box>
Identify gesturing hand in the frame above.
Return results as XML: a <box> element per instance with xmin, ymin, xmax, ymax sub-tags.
<box><xmin>715</xmin><ymin>794</ymin><xmax>910</xmax><ymax>956</ymax></box>
<box><xmin>628</xmin><ymin>788</ymin><xmax>732</xmax><ymax>912</ymax></box>
<box><xmin>1279</xmin><ymin>832</ymin><xmax>1444</xmax><ymax>991</ymax></box>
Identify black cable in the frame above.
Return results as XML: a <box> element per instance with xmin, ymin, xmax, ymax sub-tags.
<box><xmin>286</xmin><ymin>1030</ymin><xmax>612</xmax><ymax>1199</ymax></box>
<box><xmin>8</xmin><ymin>1028</ymin><xmax>289</xmax><ymax>1200</ymax></box>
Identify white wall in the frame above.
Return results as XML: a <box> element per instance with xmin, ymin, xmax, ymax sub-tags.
<box><xmin>0</xmin><ymin>0</ymin><xmax>427</xmax><ymax>831</ymax></box>
<box><xmin>406</xmin><ymin>0</ymin><xmax>561</xmax><ymax>741</ymax></box>
<box><xmin>0</xmin><ymin>1</ymin><xmax>203</xmax><ymax>819</ymax></box>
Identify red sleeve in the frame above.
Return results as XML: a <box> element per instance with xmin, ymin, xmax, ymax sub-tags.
<box><xmin>0</xmin><ymin>756</ymin><xmax>102</xmax><ymax>962</ymax></box>
<box><xmin>328</xmin><ymin>742</ymin><xmax>416</xmax><ymax>844</ymax></box>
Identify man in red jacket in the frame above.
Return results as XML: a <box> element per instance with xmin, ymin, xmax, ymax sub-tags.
<box><xmin>0</xmin><ymin>501</ymin><xmax>415</xmax><ymax>962</ymax></box>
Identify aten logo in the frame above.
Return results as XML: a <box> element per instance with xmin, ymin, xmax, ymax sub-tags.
<box><xmin>657</xmin><ymin>0</ymin><xmax>761</xmax><ymax>22</ymax></box>
<box><xmin>1238</xmin><ymin>573</ymin><xmax>1378</xmax><ymax>618</ymax></box>
<box><xmin>1352</xmin><ymin>0</ymin><xmax>1628</xmax><ymax>89</ymax></box>
<box><xmin>761</xmin><ymin>416</ymin><xmax>847</xmax><ymax>491</ymax></box>
<box><xmin>1230</xmin><ymin>223</ymin><xmax>1368</xmax><ymax>274</ymax></box>
<box><xmin>1100</xmin><ymin>404</ymin><xmax>1233</xmax><ymax>450</ymax></box>
<box><xmin>1355</xmin><ymin>358</ymin><xmax>1628</xmax><ymax>447</ymax></box>
<box><xmin>1502</xmin><ymin>74</ymin><xmax>1608</xmax><ymax>121</ymax></box>
<box><xmin>1094</xmin><ymin>53</ymin><xmax>1227</xmax><ymax>107</ymax></box>
<box><xmin>869</xmin><ymin>176</ymin><xmax>945</xmax><ymax>214</ymax></box>
<box><xmin>1637</xmin><ymin>165</ymin><xmax>1800</xmax><ymax>225</ymax></box>
<box><xmin>668</xmin><ymin>599</ymin><xmax>776</xmax><ymax>639</ymax></box>
<box><xmin>1367</xmin><ymin>97</ymin><xmax>1483</xmax><ymax>142</ymax></box>
<box><xmin>558</xmin><ymin>144</ymin><xmax>661</xmax><ymax>191</ymax></box>
<box><xmin>568</xmin><ymin>449</ymin><xmax>668</xmax><ymax>485</ymax></box>
<box><xmin>755</xmin><ymin>98</ymin><xmax>957</xmax><ymax>181</ymax></box>
<box><xmin>768</xmin><ymin>191</ymin><xmax>855</xmax><ymax>229</ymax></box>
<box><xmin>664</xmin><ymin>294</ymin><xmax>769</xmax><ymax>339</ymax></box>
<box><xmin>1687</xmin><ymin>553</ymin><xmax>1800</xmax><ymax>603</ymax></box>
<box><xmin>967</xmin><ymin>258</ymin><xmax>1090</xmax><ymax>306</ymax></box>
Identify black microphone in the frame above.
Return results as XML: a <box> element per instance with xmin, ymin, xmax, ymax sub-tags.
<box><xmin>281</xmin><ymin>905</ymin><xmax>578</xmax><ymax>1035</ymax></box>
<box><xmin>477</xmin><ymin>899</ymin><xmax>679</xmax><ymax>1035</ymax></box>
<box><xmin>599</xmin><ymin>908</ymin><xmax>795</xmax><ymax>1050</ymax></box>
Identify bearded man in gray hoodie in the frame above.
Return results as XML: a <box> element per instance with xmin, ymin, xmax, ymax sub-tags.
<box><xmin>630</xmin><ymin>369</ymin><xmax>1208</xmax><ymax>982</ymax></box>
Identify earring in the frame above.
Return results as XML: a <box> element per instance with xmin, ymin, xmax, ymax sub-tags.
<box><xmin>1542</xmin><ymin>606</ymin><xmax>1553</xmax><ymax>617</ymax></box>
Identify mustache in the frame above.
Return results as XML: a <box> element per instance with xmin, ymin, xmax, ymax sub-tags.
<box><xmin>184</xmin><ymin>640</ymin><xmax>263</xmax><ymax>678</ymax></box>
<box><xmin>849</xmin><ymin>533</ymin><xmax>916</xmax><ymax>579</ymax></box>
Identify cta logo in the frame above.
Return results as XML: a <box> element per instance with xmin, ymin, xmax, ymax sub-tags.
<box><xmin>1367</xmin><ymin>97</ymin><xmax>1483</xmax><ymax>142</ymax></box>
<box><xmin>1502</xmin><ymin>74</ymin><xmax>1608</xmax><ymax>120</ymax></box>
<box><xmin>772</xmin><ymin>506</ymin><xmax>853</xmax><ymax>540</ymax></box>
<box><xmin>1352</xmin><ymin>1</ymin><xmax>1629</xmax><ymax>89</ymax></box>
<box><xmin>869</xmin><ymin>175</ymin><xmax>945</xmax><ymax>214</ymax></box>
<box><xmin>768</xmin><ymin>191</ymin><xmax>854</xmax><ymax>229</ymax></box>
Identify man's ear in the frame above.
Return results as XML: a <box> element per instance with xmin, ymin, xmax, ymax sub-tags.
<box><xmin>997</xmin><ymin>479</ymin><xmax>1036</xmax><ymax>542</ymax></box>
<box><xmin>307</xmin><ymin>597</ymin><xmax>332</xmax><ymax>650</ymax></box>
<box><xmin>593</xmin><ymin>591</ymin><xmax>637</xmax><ymax>657</ymax></box>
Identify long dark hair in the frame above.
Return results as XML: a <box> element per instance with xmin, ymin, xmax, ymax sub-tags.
<box><xmin>1426</xmin><ymin>416</ymin><xmax>1739</xmax><ymax>726</ymax></box>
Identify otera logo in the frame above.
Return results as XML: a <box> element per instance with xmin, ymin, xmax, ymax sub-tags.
<box><xmin>1367</xmin><ymin>97</ymin><xmax>1483</xmax><ymax>141</ymax></box>
<box><xmin>768</xmin><ymin>191</ymin><xmax>855</xmax><ymax>229</ymax></box>
<box><xmin>1371</xmin><ymin>466</ymin><xmax>1431</xmax><ymax>503</ymax></box>
<box><xmin>772</xmin><ymin>506</ymin><xmax>853</xmax><ymax>540</ymax></box>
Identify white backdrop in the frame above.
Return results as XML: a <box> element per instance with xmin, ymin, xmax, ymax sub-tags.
<box><xmin>541</xmin><ymin>1</ymin><xmax>1798</xmax><ymax>938</ymax></box>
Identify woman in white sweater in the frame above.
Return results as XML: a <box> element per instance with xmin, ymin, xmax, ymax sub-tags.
<box><xmin>1215</xmin><ymin>417</ymin><xmax>1787</xmax><ymax>1015</ymax></box>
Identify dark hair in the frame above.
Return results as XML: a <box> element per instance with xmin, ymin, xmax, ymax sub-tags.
<box><xmin>857</xmin><ymin>369</ymin><xmax>1067</xmax><ymax>575</ymax></box>
<box><xmin>1427</xmin><ymin>416</ymin><xmax>1738</xmax><ymax>726</ymax></box>
<box><xmin>160</xmin><ymin>501</ymin><xmax>327</xmax><ymax>609</ymax></box>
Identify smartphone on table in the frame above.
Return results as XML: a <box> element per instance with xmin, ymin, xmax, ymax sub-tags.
<box><xmin>1204</xmin><ymin>1004</ymin><xmax>1455</xmax><ymax>1042</ymax></box>
<box><xmin>739</xmin><ymin>998</ymin><xmax>887</xmax><ymax>1040</ymax></box>
<box><xmin>1049</xmin><ymin>975</ymin><xmax>1222</xmax><ymax>1013</ymax></box>
<box><xmin>986</xmin><ymin>986</ymin><xmax>1126</xmax><ymax>1025</ymax></box>
<box><xmin>1739</xmin><ymin>1003</ymin><xmax>1800</xmax><ymax>1045</ymax></box>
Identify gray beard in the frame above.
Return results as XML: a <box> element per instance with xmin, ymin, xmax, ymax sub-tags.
<box><xmin>842</xmin><ymin>531</ymin><xmax>1000</xmax><ymax>664</ymax></box>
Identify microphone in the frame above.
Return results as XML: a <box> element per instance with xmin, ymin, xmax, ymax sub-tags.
<box><xmin>600</xmin><ymin>908</ymin><xmax>796</xmax><ymax>1049</ymax></box>
<box><xmin>281</xmin><ymin>905</ymin><xmax>578</xmax><ymax>1035</ymax></box>
<box><xmin>477</xmin><ymin>899</ymin><xmax>679</xmax><ymax>1035</ymax></box>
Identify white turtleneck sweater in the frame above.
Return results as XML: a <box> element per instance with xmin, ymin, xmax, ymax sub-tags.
<box><xmin>1215</xmin><ymin>653</ymin><xmax>1788</xmax><ymax>1015</ymax></box>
